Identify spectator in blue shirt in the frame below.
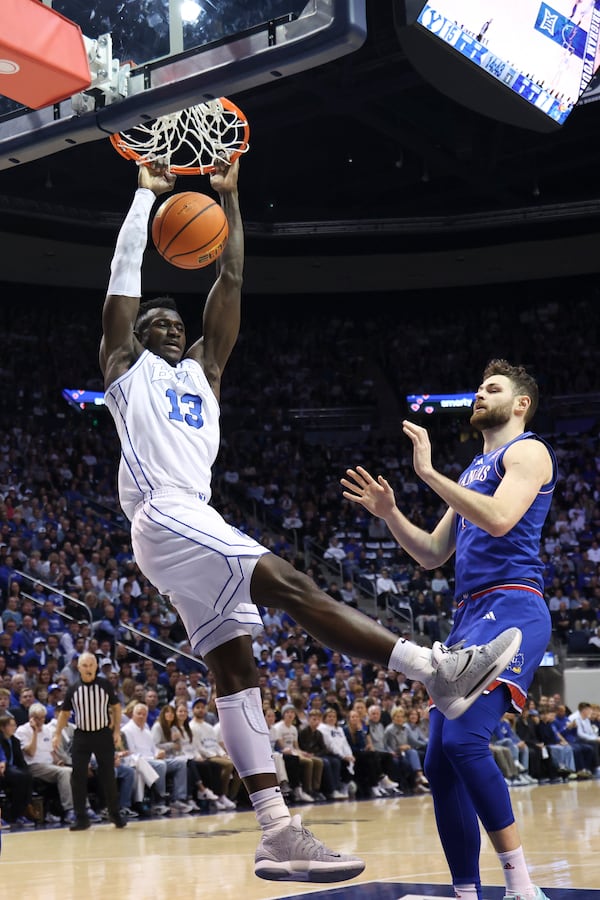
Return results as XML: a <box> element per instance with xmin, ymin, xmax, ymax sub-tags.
<box><xmin>1</xmin><ymin>620</ymin><xmax>26</xmax><ymax>656</ymax></box>
<box><xmin>0</xmin><ymin>631</ymin><xmax>21</xmax><ymax>673</ymax></box>
<box><xmin>1</xmin><ymin>596</ymin><xmax>22</xmax><ymax>628</ymax></box>
<box><xmin>492</xmin><ymin>713</ymin><xmax>534</xmax><ymax>783</ymax></box>
<box><xmin>37</xmin><ymin>599</ymin><xmax>64</xmax><ymax>634</ymax></box>
<box><xmin>17</xmin><ymin>615</ymin><xmax>37</xmax><ymax>653</ymax></box>
<box><xmin>554</xmin><ymin>703</ymin><xmax>595</xmax><ymax>775</ymax></box>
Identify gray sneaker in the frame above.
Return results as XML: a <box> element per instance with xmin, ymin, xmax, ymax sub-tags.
<box><xmin>426</xmin><ymin>627</ymin><xmax>522</xmax><ymax>719</ymax></box>
<box><xmin>255</xmin><ymin>814</ymin><xmax>365</xmax><ymax>882</ymax></box>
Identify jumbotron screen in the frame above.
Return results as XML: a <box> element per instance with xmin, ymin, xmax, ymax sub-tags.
<box><xmin>396</xmin><ymin>0</ymin><xmax>600</xmax><ymax>129</ymax></box>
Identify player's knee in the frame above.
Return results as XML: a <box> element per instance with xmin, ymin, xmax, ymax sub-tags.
<box><xmin>442</xmin><ymin>726</ymin><xmax>489</xmax><ymax>770</ymax></box>
<box><xmin>205</xmin><ymin>637</ymin><xmax>257</xmax><ymax>690</ymax></box>
<box><xmin>441</xmin><ymin>729</ymin><xmax>470</xmax><ymax>766</ymax></box>
<box><xmin>252</xmin><ymin>553</ymin><xmax>315</xmax><ymax>610</ymax></box>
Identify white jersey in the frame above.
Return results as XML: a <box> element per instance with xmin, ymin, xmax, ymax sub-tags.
<box><xmin>104</xmin><ymin>350</ymin><xmax>220</xmax><ymax>521</ymax></box>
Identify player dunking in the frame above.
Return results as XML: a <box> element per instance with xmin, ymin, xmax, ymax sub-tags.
<box><xmin>100</xmin><ymin>159</ymin><xmax>520</xmax><ymax>882</ymax></box>
<box><xmin>342</xmin><ymin>360</ymin><xmax>555</xmax><ymax>900</ymax></box>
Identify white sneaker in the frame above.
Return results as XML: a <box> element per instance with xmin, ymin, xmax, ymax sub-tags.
<box><xmin>370</xmin><ymin>785</ymin><xmax>385</xmax><ymax>798</ymax></box>
<box><xmin>346</xmin><ymin>780</ymin><xmax>357</xmax><ymax>798</ymax></box>
<box><xmin>197</xmin><ymin>787</ymin><xmax>218</xmax><ymax>801</ymax></box>
<box><xmin>509</xmin><ymin>775</ymin><xmax>522</xmax><ymax>786</ymax></box>
<box><xmin>425</xmin><ymin>627</ymin><xmax>522</xmax><ymax>719</ymax></box>
<box><xmin>171</xmin><ymin>800</ymin><xmax>194</xmax><ymax>812</ymax></box>
<box><xmin>502</xmin><ymin>886</ymin><xmax>550</xmax><ymax>900</ymax></box>
<box><xmin>213</xmin><ymin>797</ymin><xmax>236</xmax><ymax>811</ymax></box>
<box><xmin>255</xmin><ymin>814</ymin><xmax>365</xmax><ymax>882</ymax></box>
<box><xmin>120</xmin><ymin>807</ymin><xmax>139</xmax><ymax>819</ymax></box>
<box><xmin>293</xmin><ymin>787</ymin><xmax>315</xmax><ymax>803</ymax></box>
<box><xmin>151</xmin><ymin>804</ymin><xmax>171</xmax><ymax>817</ymax></box>
<box><xmin>44</xmin><ymin>813</ymin><xmax>62</xmax><ymax>825</ymax></box>
<box><xmin>379</xmin><ymin>775</ymin><xmax>399</xmax><ymax>790</ymax></box>
<box><xmin>330</xmin><ymin>790</ymin><xmax>348</xmax><ymax>800</ymax></box>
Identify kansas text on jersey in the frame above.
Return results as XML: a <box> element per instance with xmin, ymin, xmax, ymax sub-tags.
<box><xmin>454</xmin><ymin>431</ymin><xmax>558</xmax><ymax>598</ymax></box>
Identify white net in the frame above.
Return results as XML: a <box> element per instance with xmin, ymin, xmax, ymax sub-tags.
<box><xmin>110</xmin><ymin>97</ymin><xmax>250</xmax><ymax>173</ymax></box>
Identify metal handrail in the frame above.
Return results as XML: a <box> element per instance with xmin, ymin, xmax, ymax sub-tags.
<box><xmin>12</xmin><ymin>569</ymin><xmax>207</xmax><ymax>674</ymax></box>
<box><xmin>118</xmin><ymin>623</ymin><xmax>207</xmax><ymax>675</ymax></box>
<box><xmin>15</xmin><ymin>570</ymin><xmax>92</xmax><ymax>625</ymax></box>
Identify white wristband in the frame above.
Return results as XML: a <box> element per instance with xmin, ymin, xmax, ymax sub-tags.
<box><xmin>107</xmin><ymin>187</ymin><xmax>156</xmax><ymax>297</ymax></box>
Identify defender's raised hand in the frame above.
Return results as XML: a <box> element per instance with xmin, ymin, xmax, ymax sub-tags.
<box><xmin>402</xmin><ymin>420</ymin><xmax>434</xmax><ymax>482</ymax></box>
<box><xmin>341</xmin><ymin>465</ymin><xmax>398</xmax><ymax>519</ymax></box>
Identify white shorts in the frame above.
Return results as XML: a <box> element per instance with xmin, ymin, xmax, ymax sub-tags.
<box><xmin>130</xmin><ymin>490</ymin><xmax>269</xmax><ymax>656</ymax></box>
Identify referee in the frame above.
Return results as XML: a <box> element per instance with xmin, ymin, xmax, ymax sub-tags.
<box><xmin>53</xmin><ymin>652</ymin><xmax>126</xmax><ymax>831</ymax></box>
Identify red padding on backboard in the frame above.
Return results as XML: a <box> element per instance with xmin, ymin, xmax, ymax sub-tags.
<box><xmin>0</xmin><ymin>0</ymin><xmax>91</xmax><ymax>109</ymax></box>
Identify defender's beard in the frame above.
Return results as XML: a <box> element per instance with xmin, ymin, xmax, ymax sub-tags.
<box><xmin>470</xmin><ymin>401</ymin><xmax>513</xmax><ymax>431</ymax></box>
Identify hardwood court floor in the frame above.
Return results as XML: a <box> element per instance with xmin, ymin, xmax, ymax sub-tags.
<box><xmin>2</xmin><ymin>780</ymin><xmax>599</xmax><ymax>900</ymax></box>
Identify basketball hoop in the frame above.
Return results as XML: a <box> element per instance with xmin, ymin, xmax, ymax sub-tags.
<box><xmin>109</xmin><ymin>96</ymin><xmax>250</xmax><ymax>174</ymax></box>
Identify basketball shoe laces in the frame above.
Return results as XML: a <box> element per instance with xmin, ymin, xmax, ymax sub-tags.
<box><xmin>431</xmin><ymin>638</ymin><xmax>470</xmax><ymax>678</ymax></box>
<box><xmin>287</xmin><ymin>818</ymin><xmax>347</xmax><ymax>860</ymax></box>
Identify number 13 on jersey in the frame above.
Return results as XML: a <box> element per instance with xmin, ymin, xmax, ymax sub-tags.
<box><xmin>165</xmin><ymin>388</ymin><xmax>204</xmax><ymax>429</ymax></box>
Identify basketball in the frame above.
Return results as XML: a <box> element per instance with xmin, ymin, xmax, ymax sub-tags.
<box><xmin>151</xmin><ymin>191</ymin><xmax>229</xmax><ymax>269</ymax></box>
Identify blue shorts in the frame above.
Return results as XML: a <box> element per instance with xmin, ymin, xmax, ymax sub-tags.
<box><xmin>448</xmin><ymin>584</ymin><xmax>551</xmax><ymax>711</ymax></box>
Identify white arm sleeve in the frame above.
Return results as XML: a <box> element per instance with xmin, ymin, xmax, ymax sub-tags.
<box><xmin>107</xmin><ymin>187</ymin><xmax>156</xmax><ymax>298</ymax></box>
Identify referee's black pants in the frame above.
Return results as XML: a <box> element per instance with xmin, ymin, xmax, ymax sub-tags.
<box><xmin>71</xmin><ymin>727</ymin><xmax>119</xmax><ymax>820</ymax></box>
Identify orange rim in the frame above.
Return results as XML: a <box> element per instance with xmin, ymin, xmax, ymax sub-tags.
<box><xmin>109</xmin><ymin>97</ymin><xmax>250</xmax><ymax>175</ymax></box>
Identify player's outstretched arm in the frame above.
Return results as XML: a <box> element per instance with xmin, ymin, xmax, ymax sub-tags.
<box><xmin>100</xmin><ymin>161</ymin><xmax>176</xmax><ymax>386</ymax></box>
<box><xmin>402</xmin><ymin>419</ymin><xmax>551</xmax><ymax>537</ymax></box>
<box><xmin>341</xmin><ymin>465</ymin><xmax>455</xmax><ymax>569</ymax></box>
<box><xmin>191</xmin><ymin>158</ymin><xmax>242</xmax><ymax>396</ymax></box>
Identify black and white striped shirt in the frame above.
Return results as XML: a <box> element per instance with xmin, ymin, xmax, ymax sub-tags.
<box><xmin>62</xmin><ymin>677</ymin><xmax>119</xmax><ymax>732</ymax></box>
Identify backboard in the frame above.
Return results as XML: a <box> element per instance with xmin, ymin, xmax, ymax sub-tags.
<box><xmin>0</xmin><ymin>0</ymin><xmax>366</xmax><ymax>169</ymax></box>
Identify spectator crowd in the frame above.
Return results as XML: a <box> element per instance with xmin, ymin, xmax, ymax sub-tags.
<box><xmin>1</xmin><ymin>284</ymin><xmax>600</xmax><ymax>829</ymax></box>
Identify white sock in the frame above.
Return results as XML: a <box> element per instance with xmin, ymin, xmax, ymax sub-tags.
<box><xmin>215</xmin><ymin>690</ymin><xmax>289</xmax><ymax>834</ymax></box>
<box><xmin>454</xmin><ymin>884</ymin><xmax>480</xmax><ymax>900</ymax></box>
<box><xmin>388</xmin><ymin>637</ymin><xmax>434</xmax><ymax>680</ymax></box>
<box><xmin>499</xmin><ymin>847</ymin><xmax>534</xmax><ymax>895</ymax></box>
<box><xmin>250</xmin><ymin>786</ymin><xmax>291</xmax><ymax>833</ymax></box>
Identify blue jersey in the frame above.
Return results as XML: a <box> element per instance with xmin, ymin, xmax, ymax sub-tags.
<box><xmin>454</xmin><ymin>431</ymin><xmax>558</xmax><ymax>599</ymax></box>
